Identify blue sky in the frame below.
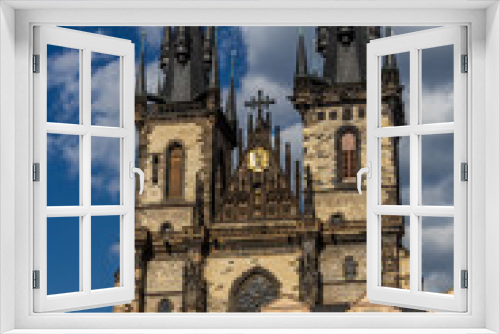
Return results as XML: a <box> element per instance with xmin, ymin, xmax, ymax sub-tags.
<box><xmin>47</xmin><ymin>26</ymin><xmax>454</xmax><ymax>312</ymax></box>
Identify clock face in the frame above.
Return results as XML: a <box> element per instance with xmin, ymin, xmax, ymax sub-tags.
<box><xmin>247</xmin><ymin>147</ymin><xmax>269</xmax><ymax>173</ymax></box>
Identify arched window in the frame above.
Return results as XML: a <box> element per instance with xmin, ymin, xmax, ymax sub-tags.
<box><xmin>158</xmin><ymin>298</ymin><xmax>172</xmax><ymax>312</ymax></box>
<box><xmin>229</xmin><ymin>267</ymin><xmax>280</xmax><ymax>312</ymax></box>
<box><xmin>344</xmin><ymin>255</ymin><xmax>357</xmax><ymax>280</ymax></box>
<box><xmin>341</xmin><ymin>133</ymin><xmax>357</xmax><ymax>179</ymax></box>
<box><xmin>152</xmin><ymin>154</ymin><xmax>159</xmax><ymax>185</ymax></box>
<box><xmin>166</xmin><ymin>142</ymin><xmax>184</xmax><ymax>198</ymax></box>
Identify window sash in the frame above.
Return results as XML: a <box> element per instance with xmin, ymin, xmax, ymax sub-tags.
<box><xmin>32</xmin><ymin>26</ymin><xmax>136</xmax><ymax>313</ymax></box>
<box><xmin>366</xmin><ymin>26</ymin><xmax>468</xmax><ymax>312</ymax></box>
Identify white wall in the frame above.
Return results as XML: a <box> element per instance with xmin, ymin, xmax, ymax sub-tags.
<box><xmin>485</xmin><ymin>2</ymin><xmax>500</xmax><ymax>333</ymax></box>
<box><xmin>0</xmin><ymin>2</ymin><xmax>16</xmax><ymax>333</ymax></box>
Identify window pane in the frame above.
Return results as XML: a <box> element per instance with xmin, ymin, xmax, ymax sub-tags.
<box><xmin>91</xmin><ymin>52</ymin><xmax>121</xmax><ymax>127</ymax></box>
<box><xmin>91</xmin><ymin>136</ymin><xmax>121</xmax><ymax>206</ymax></box>
<box><xmin>421</xmin><ymin>45</ymin><xmax>454</xmax><ymax>124</ymax></box>
<box><xmin>421</xmin><ymin>217</ymin><xmax>454</xmax><ymax>294</ymax></box>
<box><xmin>380</xmin><ymin>52</ymin><xmax>409</xmax><ymax>127</ymax></box>
<box><xmin>381</xmin><ymin>215</ymin><xmax>410</xmax><ymax>290</ymax></box>
<box><xmin>92</xmin><ymin>216</ymin><xmax>121</xmax><ymax>290</ymax></box>
<box><xmin>47</xmin><ymin>133</ymin><xmax>80</xmax><ymax>206</ymax></box>
<box><xmin>381</xmin><ymin>136</ymin><xmax>409</xmax><ymax>205</ymax></box>
<box><xmin>47</xmin><ymin>217</ymin><xmax>80</xmax><ymax>295</ymax></box>
<box><xmin>47</xmin><ymin>45</ymin><xmax>80</xmax><ymax>124</ymax></box>
<box><xmin>421</xmin><ymin>133</ymin><xmax>454</xmax><ymax>206</ymax></box>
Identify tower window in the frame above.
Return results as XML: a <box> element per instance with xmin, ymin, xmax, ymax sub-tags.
<box><xmin>166</xmin><ymin>142</ymin><xmax>184</xmax><ymax>198</ymax></box>
<box><xmin>317</xmin><ymin>111</ymin><xmax>325</xmax><ymax>121</ymax></box>
<box><xmin>330</xmin><ymin>214</ymin><xmax>342</xmax><ymax>224</ymax></box>
<box><xmin>343</xmin><ymin>106</ymin><xmax>353</xmax><ymax>121</ymax></box>
<box><xmin>344</xmin><ymin>256</ymin><xmax>357</xmax><ymax>280</ymax></box>
<box><xmin>329</xmin><ymin>111</ymin><xmax>337</xmax><ymax>120</ymax></box>
<box><xmin>161</xmin><ymin>221</ymin><xmax>173</xmax><ymax>233</ymax></box>
<box><xmin>358</xmin><ymin>106</ymin><xmax>365</xmax><ymax>118</ymax></box>
<box><xmin>152</xmin><ymin>154</ymin><xmax>159</xmax><ymax>185</ymax></box>
<box><xmin>158</xmin><ymin>299</ymin><xmax>173</xmax><ymax>312</ymax></box>
<box><xmin>341</xmin><ymin>133</ymin><xmax>357</xmax><ymax>179</ymax></box>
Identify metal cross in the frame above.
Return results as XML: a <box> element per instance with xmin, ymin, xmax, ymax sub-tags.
<box><xmin>244</xmin><ymin>90</ymin><xmax>276</xmax><ymax>118</ymax></box>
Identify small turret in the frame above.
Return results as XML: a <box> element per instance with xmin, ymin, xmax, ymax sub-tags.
<box><xmin>159</xmin><ymin>27</ymin><xmax>172</xmax><ymax>100</ymax></box>
<box><xmin>295</xmin><ymin>27</ymin><xmax>308</xmax><ymax>78</ymax></box>
<box><xmin>382</xmin><ymin>27</ymin><xmax>398</xmax><ymax>71</ymax></box>
<box><xmin>136</xmin><ymin>29</ymin><xmax>147</xmax><ymax>97</ymax></box>
<box><xmin>226</xmin><ymin>50</ymin><xmax>237</xmax><ymax>126</ymax></box>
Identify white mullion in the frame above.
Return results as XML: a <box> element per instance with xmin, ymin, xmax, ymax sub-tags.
<box><xmin>91</xmin><ymin>205</ymin><xmax>129</xmax><ymax>216</ymax></box>
<box><xmin>82</xmin><ymin>214</ymin><xmax>91</xmax><ymax>293</ymax></box>
<box><xmin>373</xmin><ymin>123</ymin><xmax>454</xmax><ymax>138</ymax></box>
<box><xmin>373</xmin><ymin>125</ymin><xmax>411</xmax><ymax>138</ymax></box>
<box><xmin>412</xmin><ymin>122</ymin><xmax>454</xmax><ymax>135</ymax></box>
<box><xmin>78</xmin><ymin>48</ymin><xmax>84</xmax><ymax>293</ymax></box>
<box><xmin>373</xmin><ymin>205</ymin><xmax>411</xmax><ymax>216</ymax></box>
<box><xmin>409</xmin><ymin>47</ymin><xmax>420</xmax><ymax>294</ymax></box>
<box><xmin>91</xmin><ymin>126</ymin><xmax>128</xmax><ymax>138</ymax></box>
<box><xmin>412</xmin><ymin>206</ymin><xmax>454</xmax><ymax>217</ymax></box>
<box><xmin>46</xmin><ymin>205</ymin><xmax>128</xmax><ymax>217</ymax></box>
<box><xmin>82</xmin><ymin>48</ymin><xmax>92</xmax><ymax>294</ymax></box>
<box><xmin>46</xmin><ymin>123</ymin><xmax>129</xmax><ymax>138</ymax></box>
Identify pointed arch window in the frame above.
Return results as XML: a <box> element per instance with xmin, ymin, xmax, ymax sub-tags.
<box><xmin>341</xmin><ymin>132</ymin><xmax>357</xmax><ymax>179</ymax></box>
<box><xmin>166</xmin><ymin>142</ymin><xmax>185</xmax><ymax>198</ymax></box>
<box><xmin>344</xmin><ymin>255</ymin><xmax>357</xmax><ymax>280</ymax></box>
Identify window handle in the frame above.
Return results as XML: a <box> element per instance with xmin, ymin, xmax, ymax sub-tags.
<box><xmin>129</xmin><ymin>162</ymin><xmax>144</xmax><ymax>195</ymax></box>
<box><xmin>357</xmin><ymin>162</ymin><xmax>371</xmax><ymax>194</ymax></box>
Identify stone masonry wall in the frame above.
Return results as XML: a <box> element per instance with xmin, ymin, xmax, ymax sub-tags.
<box><xmin>204</xmin><ymin>250</ymin><xmax>302</xmax><ymax>312</ymax></box>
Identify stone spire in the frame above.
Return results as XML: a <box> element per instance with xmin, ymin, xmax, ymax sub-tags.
<box><xmin>316</xmin><ymin>26</ymin><xmax>371</xmax><ymax>84</ymax></box>
<box><xmin>383</xmin><ymin>27</ymin><xmax>398</xmax><ymax>70</ymax></box>
<box><xmin>295</xmin><ymin>27</ymin><xmax>308</xmax><ymax>77</ymax></box>
<box><xmin>209</xmin><ymin>27</ymin><xmax>220</xmax><ymax>89</ymax></box>
<box><xmin>159</xmin><ymin>26</ymin><xmax>172</xmax><ymax>99</ymax></box>
<box><xmin>136</xmin><ymin>29</ymin><xmax>147</xmax><ymax>97</ymax></box>
<box><xmin>226</xmin><ymin>50</ymin><xmax>237</xmax><ymax>126</ymax></box>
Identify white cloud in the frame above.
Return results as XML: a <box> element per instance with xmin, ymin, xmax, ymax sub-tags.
<box><xmin>423</xmin><ymin>271</ymin><xmax>454</xmax><ymax>294</ymax></box>
<box><xmin>110</xmin><ymin>242</ymin><xmax>121</xmax><ymax>256</ymax></box>
<box><xmin>145</xmin><ymin>60</ymin><xmax>161</xmax><ymax>95</ymax></box>
<box><xmin>91</xmin><ymin>58</ymin><xmax>121</xmax><ymax>127</ymax></box>
<box><xmin>47</xmin><ymin>49</ymin><xmax>80</xmax><ymax>123</ymax></box>
<box><xmin>421</xmin><ymin>83</ymin><xmax>454</xmax><ymax>124</ymax></box>
<box><xmin>143</xmin><ymin>26</ymin><xmax>164</xmax><ymax>50</ymax></box>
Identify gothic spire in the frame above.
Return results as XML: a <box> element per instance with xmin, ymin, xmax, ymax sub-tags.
<box><xmin>295</xmin><ymin>27</ymin><xmax>308</xmax><ymax>77</ymax></box>
<box><xmin>136</xmin><ymin>29</ymin><xmax>147</xmax><ymax>97</ymax></box>
<box><xmin>226</xmin><ymin>50</ymin><xmax>237</xmax><ymax>125</ymax></box>
<box><xmin>383</xmin><ymin>27</ymin><xmax>398</xmax><ymax>70</ymax></box>
<box><xmin>159</xmin><ymin>26</ymin><xmax>172</xmax><ymax>99</ymax></box>
<box><xmin>210</xmin><ymin>27</ymin><xmax>220</xmax><ymax>89</ymax></box>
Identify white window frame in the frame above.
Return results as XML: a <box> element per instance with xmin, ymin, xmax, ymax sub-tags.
<box><xmin>32</xmin><ymin>26</ymin><xmax>136</xmax><ymax>313</ymax></box>
<box><xmin>0</xmin><ymin>1</ymin><xmax>498</xmax><ymax>333</ymax></box>
<box><xmin>365</xmin><ymin>26</ymin><xmax>467</xmax><ymax>312</ymax></box>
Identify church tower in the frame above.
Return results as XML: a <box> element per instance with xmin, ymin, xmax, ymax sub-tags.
<box><xmin>290</xmin><ymin>27</ymin><xmax>406</xmax><ymax>309</ymax></box>
<box><xmin>122</xmin><ymin>27</ymin><xmax>237</xmax><ymax>313</ymax></box>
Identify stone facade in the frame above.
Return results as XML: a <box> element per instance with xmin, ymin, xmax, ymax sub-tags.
<box><xmin>114</xmin><ymin>26</ymin><xmax>410</xmax><ymax>314</ymax></box>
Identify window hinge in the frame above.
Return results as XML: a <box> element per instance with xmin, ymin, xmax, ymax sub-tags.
<box><xmin>461</xmin><ymin>270</ymin><xmax>468</xmax><ymax>289</ymax></box>
<box><xmin>461</xmin><ymin>162</ymin><xmax>468</xmax><ymax>181</ymax></box>
<box><xmin>33</xmin><ymin>163</ymin><xmax>40</xmax><ymax>182</ymax></box>
<box><xmin>33</xmin><ymin>270</ymin><xmax>40</xmax><ymax>289</ymax></box>
<box><xmin>33</xmin><ymin>54</ymin><xmax>40</xmax><ymax>73</ymax></box>
<box><xmin>461</xmin><ymin>54</ymin><xmax>468</xmax><ymax>73</ymax></box>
